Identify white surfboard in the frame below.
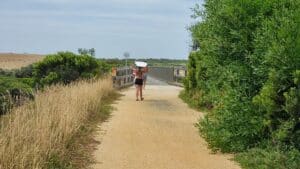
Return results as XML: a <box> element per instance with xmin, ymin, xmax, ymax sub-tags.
<box><xmin>135</xmin><ymin>61</ymin><xmax>147</xmax><ymax>67</ymax></box>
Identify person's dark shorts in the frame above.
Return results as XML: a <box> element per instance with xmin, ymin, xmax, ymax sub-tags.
<box><xmin>135</xmin><ymin>78</ymin><xmax>143</xmax><ymax>86</ymax></box>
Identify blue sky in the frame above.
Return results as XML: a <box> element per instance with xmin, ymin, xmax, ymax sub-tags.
<box><xmin>0</xmin><ymin>0</ymin><xmax>202</xmax><ymax>59</ymax></box>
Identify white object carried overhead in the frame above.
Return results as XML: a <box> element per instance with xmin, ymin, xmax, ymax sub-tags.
<box><xmin>135</xmin><ymin>61</ymin><xmax>147</xmax><ymax>67</ymax></box>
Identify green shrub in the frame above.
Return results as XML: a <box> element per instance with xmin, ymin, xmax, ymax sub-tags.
<box><xmin>251</xmin><ymin>6</ymin><xmax>300</xmax><ymax>150</ymax></box>
<box><xmin>199</xmin><ymin>90</ymin><xmax>265</xmax><ymax>152</ymax></box>
<box><xmin>0</xmin><ymin>76</ymin><xmax>33</xmax><ymax>115</ymax></box>
<box><xmin>33</xmin><ymin>52</ymin><xmax>108</xmax><ymax>86</ymax></box>
<box><xmin>0</xmin><ymin>76</ymin><xmax>33</xmax><ymax>95</ymax></box>
<box><xmin>0</xmin><ymin>68</ymin><xmax>14</xmax><ymax>77</ymax></box>
<box><xmin>97</xmin><ymin>60</ymin><xmax>111</xmax><ymax>75</ymax></box>
<box><xmin>236</xmin><ymin>146</ymin><xmax>300</xmax><ymax>169</ymax></box>
<box><xmin>15</xmin><ymin>64</ymin><xmax>34</xmax><ymax>78</ymax></box>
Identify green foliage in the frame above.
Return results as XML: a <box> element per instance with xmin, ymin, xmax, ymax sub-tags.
<box><xmin>78</xmin><ymin>48</ymin><xmax>96</xmax><ymax>57</ymax></box>
<box><xmin>0</xmin><ymin>76</ymin><xmax>33</xmax><ymax>115</ymax></box>
<box><xmin>184</xmin><ymin>0</ymin><xmax>300</xmax><ymax>166</ymax></box>
<box><xmin>236</xmin><ymin>146</ymin><xmax>300</xmax><ymax>169</ymax></box>
<box><xmin>0</xmin><ymin>68</ymin><xmax>14</xmax><ymax>77</ymax></box>
<box><xmin>0</xmin><ymin>66</ymin><xmax>35</xmax><ymax>115</ymax></box>
<box><xmin>97</xmin><ymin>60</ymin><xmax>111</xmax><ymax>74</ymax></box>
<box><xmin>15</xmin><ymin>64</ymin><xmax>34</xmax><ymax>78</ymax></box>
<box><xmin>33</xmin><ymin>52</ymin><xmax>106</xmax><ymax>86</ymax></box>
<box><xmin>45</xmin><ymin>153</ymin><xmax>73</xmax><ymax>169</ymax></box>
<box><xmin>199</xmin><ymin>90</ymin><xmax>265</xmax><ymax>152</ymax></box>
<box><xmin>0</xmin><ymin>65</ymin><xmax>34</xmax><ymax>78</ymax></box>
<box><xmin>0</xmin><ymin>76</ymin><xmax>33</xmax><ymax>94</ymax></box>
<box><xmin>0</xmin><ymin>51</ymin><xmax>112</xmax><ymax>115</ymax></box>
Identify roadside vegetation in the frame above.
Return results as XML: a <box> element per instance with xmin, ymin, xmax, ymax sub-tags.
<box><xmin>0</xmin><ymin>78</ymin><xmax>113</xmax><ymax>169</ymax></box>
<box><xmin>0</xmin><ymin>51</ymin><xmax>115</xmax><ymax>168</ymax></box>
<box><xmin>57</xmin><ymin>91</ymin><xmax>121</xmax><ymax>169</ymax></box>
<box><xmin>182</xmin><ymin>0</ymin><xmax>300</xmax><ymax>168</ymax></box>
<box><xmin>0</xmin><ymin>52</ymin><xmax>110</xmax><ymax>115</ymax></box>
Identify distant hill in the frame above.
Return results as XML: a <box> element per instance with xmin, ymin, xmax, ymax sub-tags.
<box><xmin>0</xmin><ymin>53</ymin><xmax>44</xmax><ymax>70</ymax></box>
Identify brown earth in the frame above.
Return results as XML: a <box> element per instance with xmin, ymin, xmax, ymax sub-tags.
<box><xmin>0</xmin><ymin>53</ymin><xmax>44</xmax><ymax>70</ymax></box>
<box><xmin>92</xmin><ymin>80</ymin><xmax>241</xmax><ymax>169</ymax></box>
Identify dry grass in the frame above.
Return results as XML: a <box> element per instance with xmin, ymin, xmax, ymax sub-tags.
<box><xmin>0</xmin><ymin>77</ymin><xmax>113</xmax><ymax>169</ymax></box>
<box><xmin>0</xmin><ymin>53</ymin><xmax>44</xmax><ymax>70</ymax></box>
<box><xmin>64</xmin><ymin>91</ymin><xmax>121</xmax><ymax>169</ymax></box>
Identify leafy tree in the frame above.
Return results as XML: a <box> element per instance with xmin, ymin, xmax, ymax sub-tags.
<box><xmin>89</xmin><ymin>48</ymin><xmax>96</xmax><ymax>57</ymax></box>
<box><xmin>78</xmin><ymin>48</ymin><xmax>96</xmax><ymax>57</ymax></box>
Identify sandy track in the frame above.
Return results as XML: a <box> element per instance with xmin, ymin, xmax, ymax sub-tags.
<box><xmin>92</xmin><ymin>83</ymin><xmax>240</xmax><ymax>169</ymax></box>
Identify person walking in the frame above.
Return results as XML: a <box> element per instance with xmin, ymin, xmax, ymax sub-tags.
<box><xmin>133</xmin><ymin>66</ymin><xmax>145</xmax><ymax>101</ymax></box>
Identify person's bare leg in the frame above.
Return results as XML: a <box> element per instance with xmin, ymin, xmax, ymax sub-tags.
<box><xmin>135</xmin><ymin>86</ymin><xmax>139</xmax><ymax>101</ymax></box>
<box><xmin>140</xmin><ymin>86</ymin><xmax>143</xmax><ymax>100</ymax></box>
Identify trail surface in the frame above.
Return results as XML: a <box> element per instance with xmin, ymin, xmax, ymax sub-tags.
<box><xmin>92</xmin><ymin>77</ymin><xmax>240</xmax><ymax>169</ymax></box>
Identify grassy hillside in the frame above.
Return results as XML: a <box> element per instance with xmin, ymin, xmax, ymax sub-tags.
<box><xmin>0</xmin><ymin>53</ymin><xmax>44</xmax><ymax>70</ymax></box>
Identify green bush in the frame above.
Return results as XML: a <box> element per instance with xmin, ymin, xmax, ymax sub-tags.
<box><xmin>236</xmin><ymin>146</ymin><xmax>300</xmax><ymax>169</ymax></box>
<box><xmin>184</xmin><ymin>0</ymin><xmax>300</xmax><ymax>167</ymax></box>
<box><xmin>251</xmin><ymin>6</ymin><xmax>300</xmax><ymax>149</ymax></box>
<box><xmin>0</xmin><ymin>68</ymin><xmax>14</xmax><ymax>77</ymax></box>
<box><xmin>0</xmin><ymin>76</ymin><xmax>33</xmax><ymax>115</ymax></box>
<box><xmin>15</xmin><ymin>64</ymin><xmax>34</xmax><ymax>78</ymax></box>
<box><xmin>33</xmin><ymin>52</ymin><xmax>107</xmax><ymax>86</ymax></box>
<box><xmin>0</xmin><ymin>76</ymin><xmax>33</xmax><ymax>95</ymax></box>
<box><xmin>97</xmin><ymin>60</ymin><xmax>111</xmax><ymax>75</ymax></box>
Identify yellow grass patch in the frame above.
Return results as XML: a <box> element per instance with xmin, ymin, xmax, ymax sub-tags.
<box><xmin>0</xmin><ymin>53</ymin><xmax>44</xmax><ymax>70</ymax></box>
<box><xmin>0</xmin><ymin>77</ymin><xmax>113</xmax><ymax>169</ymax></box>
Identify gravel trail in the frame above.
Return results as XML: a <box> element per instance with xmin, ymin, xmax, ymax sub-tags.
<box><xmin>92</xmin><ymin>80</ymin><xmax>240</xmax><ymax>169</ymax></box>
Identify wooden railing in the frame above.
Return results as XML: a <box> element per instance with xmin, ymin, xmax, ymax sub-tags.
<box><xmin>111</xmin><ymin>67</ymin><xmax>134</xmax><ymax>88</ymax></box>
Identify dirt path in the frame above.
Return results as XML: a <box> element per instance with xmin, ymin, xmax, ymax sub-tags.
<box><xmin>92</xmin><ymin>80</ymin><xmax>240</xmax><ymax>169</ymax></box>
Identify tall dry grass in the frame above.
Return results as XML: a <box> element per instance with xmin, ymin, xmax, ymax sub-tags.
<box><xmin>0</xmin><ymin>77</ymin><xmax>113</xmax><ymax>169</ymax></box>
